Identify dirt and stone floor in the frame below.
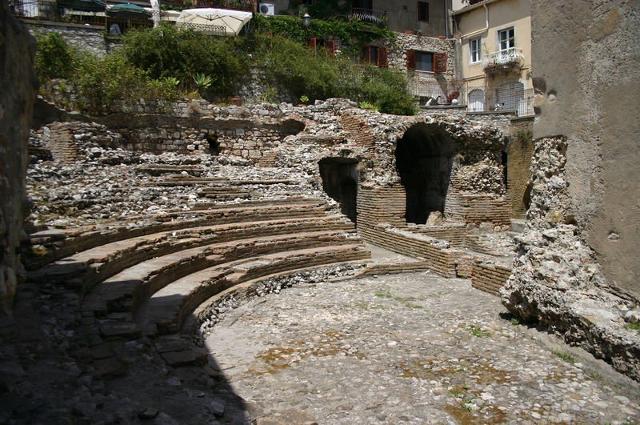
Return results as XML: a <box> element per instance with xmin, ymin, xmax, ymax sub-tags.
<box><xmin>206</xmin><ymin>271</ymin><xmax>640</xmax><ymax>425</ymax></box>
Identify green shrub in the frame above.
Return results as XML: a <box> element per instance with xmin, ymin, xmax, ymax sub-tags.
<box><xmin>121</xmin><ymin>25</ymin><xmax>248</xmax><ymax>98</ymax></box>
<box><xmin>253</xmin><ymin>34</ymin><xmax>415</xmax><ymax>114</ymax></box>
<box><xmin>254</xmin><ymin>34</ymin><xmax>339</xmax><ymax>102</ymax></box>
<box><xmin>73</xmin><ymin>52</ymin><xmax>178</xmax><ymax>113</ymax></box>
<box><xmin>35</xmin><ymin>32</ymin><xmax>75</xmax><ymax>80</ymax></box>
<box><xmin>251</xmin><ymin>14</ymin><xmax>394</xmax><ymax>57</ymax></box>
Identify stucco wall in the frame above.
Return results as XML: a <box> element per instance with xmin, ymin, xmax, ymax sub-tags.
<box><xmin>532</xmin><ymin>0</ymin><xmax>640</xmax><ymax>297</ymax></box>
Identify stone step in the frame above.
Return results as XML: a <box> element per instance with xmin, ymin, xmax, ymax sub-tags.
<box><xmin>30</xmin><ymin>215</ymin><xmax>353</xmax><ymax>287</ymax></box>
<box><xmin>139</xmin><ymin>244</ymin><xmax>370</xmax><ymax>335</ymax></box>
<box><xmin>82</xmin><ymin>230</ymin><xmax>360</xmax><ymax>317</ymax></box>
<box><xmin>26</xmin><ymin>199</ymin><xmax>331</xmax><ymax>269</ymax></box>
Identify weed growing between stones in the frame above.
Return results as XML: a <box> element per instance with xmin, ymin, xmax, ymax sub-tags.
<box><xmin>625</xmin><ymin>323</ymin><xmax>640</xmax><ymax>333</ymax></box>
<box><xmin>553</xmin><ymin>351</ymin><xmax>577</xmax><ymax>364</ymax></box>
<box><xmin>468</xmin><ymin>325</ymin><xmax>491</xmax><ymax>338</ymax></box>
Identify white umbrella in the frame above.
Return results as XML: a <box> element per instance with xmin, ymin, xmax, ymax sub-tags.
<box><xmin>176</xmin><ymin>8</ymin><xmax>253</xmax><ymax>36</ymax></box>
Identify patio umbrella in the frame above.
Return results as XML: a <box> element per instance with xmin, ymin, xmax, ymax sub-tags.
<box><xmin>176</xmin><ymin>8</ymin><xmax>253</xmax><ymax>36</ymax></box>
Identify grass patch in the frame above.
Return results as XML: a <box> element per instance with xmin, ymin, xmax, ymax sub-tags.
<box><xmin>373</xmin><ymin>289</ymin><xmax>423</xmax><ymax>309</ymax></box>
<box><xmin>625</xmin><ymin>322</ymin><xmax>640</xmax><ymax>332</ymax></box>
<box><xmin>553</xmin><ymin>350</ymin><xmax>577</xmax><ymax>364</ymax></box>
<box><xmin>374</xmin><ymin>289</ymin><xmax>393</xmax><ymax>299</ymax></box>
<box><xmin>468</xmin><ymin>325</ymin><xmax>491</xmax><ymax>338</ymax></box>
<box><xmin>510</xmin><ymin>317</ymin><xmax>521</xmax><ymax>326</ymax></box>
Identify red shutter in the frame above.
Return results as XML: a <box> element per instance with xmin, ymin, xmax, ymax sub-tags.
<box><xmin>309</xmin><ymin>37</ymin><xmax>317</xmax><ymax>50</ymax></box>
<box><xmin>434</xmin><ymin>52</ymin><xmax>448</xmax><ymax>73</ymax></box>
<box><xmin>406</xmin><ymin>49</ymin><xmax>416</xmax><ymax>70</ymax></box>
<box><xmin>378</xmin><ymin>47</ymin><xmax>388</xmax><ymax>68</ymax></box>
<box><xmin>327</xmin><ymin>40</ymin><xmax>337</xmax><ymax>57</ymax></box>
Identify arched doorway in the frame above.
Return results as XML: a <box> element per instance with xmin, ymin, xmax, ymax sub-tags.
<box><xmin>396</xmin><ymin>124</ymin><xmax>455</xmax><ymax>225</ymax></box>
<box><xmin>468</xmin><ymin>89</ymin><xmax>485</xmax><ymax>112</ymax></box>
<box><xmin>318</xmin><ymin>158</ymin><xmax>359</xmax><ymax>224</ymax></box>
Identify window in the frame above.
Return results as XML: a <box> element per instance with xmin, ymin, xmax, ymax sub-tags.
<box><xmin>469</xmin><ymin>37</ymin><xmax>481</xmax><ymax>63</ymax></box>
<box><xmin>418</xmin><ymin>1</ymin><xmax>429</xmax><ymax>22</ymax></box>
<box><xmin>362</xmin><ymin>45</ymin><xmax>378</xmax><ymax>64</ymax></box>
<box><xmin>498</xmin><ymin>27</ymin><xmax>515</xmax><ymax>51</ymax></box>
<box><xmin>468</xmin><ymin>89</ymin><xmax>484</xmax><ymax>112</ymax></box>
<box><xmin>362</xmin><ymin>46</ymin><xmax>388</xmax><ymax>67</ymax></box>
<box><xmin>415</xmin><ymin>51</ymin><xmax>433</xmax><ymax>72</ymax></box>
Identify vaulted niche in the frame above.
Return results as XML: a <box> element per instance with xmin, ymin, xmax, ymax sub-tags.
<box><xmin>396</xmin><ymin>123</ymin><xmax>455</xmax><ymax>224</ymax></box>
<box><xmin>318</xmin><ymin>157</ymin><xmax>359</xmax><ymax>224</ymax></box>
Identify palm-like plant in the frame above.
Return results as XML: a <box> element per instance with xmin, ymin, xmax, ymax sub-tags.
<box><xmin>193</xmin><ymin>73</ymin><xmax>213</xmax><ymax>91</ymax></box>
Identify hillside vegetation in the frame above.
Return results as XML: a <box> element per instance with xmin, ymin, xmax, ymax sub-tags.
<box><xmin>35</xmin><ymin>19</ymin><xmax>416</xmax><ymax>115</ymax></box>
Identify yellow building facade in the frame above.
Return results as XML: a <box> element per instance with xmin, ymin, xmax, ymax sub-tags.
<box><xmin>453</xmin><ymin>0</ymin><xmax>533</xmax><ymax>116</ymax></box>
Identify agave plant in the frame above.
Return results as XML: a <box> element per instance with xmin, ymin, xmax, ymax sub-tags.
<box><xmin>193</xmin><ymin>73</ymin><xmax>213</xmax><ymax>91</ymax></box>
<box><xmin>162</xmin><ymin>77</ymin><xmax>180</xmax><ymax>87</ymax></box>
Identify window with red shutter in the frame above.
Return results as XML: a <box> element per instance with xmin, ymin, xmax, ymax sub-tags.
<box><xmin>378</xmin><ymin>47</ymin><xmax>388</xmax><ymax>68</ymax></box>
<box><xmin>434</xmin><ymin>52</ymin><xmax>447</xmax><ymax>73</ymax></box>
<box><xmin>406</xmin><ymin>50</ymin><xmax>416</xmax><ymax>70</ymax></box>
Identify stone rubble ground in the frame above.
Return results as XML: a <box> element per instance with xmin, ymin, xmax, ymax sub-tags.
<box><xmin>206</xmin><ymin>271</ymin><xmax>640</xmax><ymax>425</ymax></box>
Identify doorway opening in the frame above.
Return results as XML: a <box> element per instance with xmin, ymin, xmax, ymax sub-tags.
<box><xmin>318</xmin><ymin>158</ymin><xmax>359</xmax><ymax>224</ymax></box>
<box><xmin>396</xmin><ymin>124</ymin><xmax>455</xmax><ymax>224</ymax></box>
<box><xmin>206</xmin><ymin>134</ymin><xmax>220</xmax><ymax>156</ymax></box>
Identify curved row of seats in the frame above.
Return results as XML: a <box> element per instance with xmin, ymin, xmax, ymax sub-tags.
<box><xmin>29</xmin><ymin>196</ymin><xmax>371</xmax><ymax>368</ymax></box>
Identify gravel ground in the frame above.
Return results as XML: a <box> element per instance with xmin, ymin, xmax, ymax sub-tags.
<box><xmin>206</xmin><ymin>272</ymin><xmax>640</xmax><ymax>425</ymax></box>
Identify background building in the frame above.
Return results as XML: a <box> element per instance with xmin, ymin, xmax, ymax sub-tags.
<box><xmin>453</xmin><ymin>0</ymin><xmax>533</xmax><ymax>116</ymax></box>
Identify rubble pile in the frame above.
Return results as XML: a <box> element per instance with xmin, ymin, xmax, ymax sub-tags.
<box><xmin>453</xmin><ymin>158</ymin><xmax>506</xmax><ymax>195</ymax></box>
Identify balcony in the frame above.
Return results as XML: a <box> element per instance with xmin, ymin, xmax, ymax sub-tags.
<box><xmin>483</xmin><ymin>47</ymin><xmax>525</xmax><ymax>73</ymax></box>
<box><xmin>349</xmin><ymin>8</ymin><xmax>387</xmax><ymax>25</ymax></box>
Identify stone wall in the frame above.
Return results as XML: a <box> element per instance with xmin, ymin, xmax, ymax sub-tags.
<box><xmin>501</xmin><ymin>2</ymin><xmax>640</xmax><ymax>382</ymax></box>
<box><xmin>25</xmin><ymin>20</ymin><xmax>112</xmax><ymax>56</ymax></box>
<box><xmin>530</xmin><ymin>0</ymin><xmax>640</xmax><ymax>298</ymax></box>
<box><xmin>386</xmin><ymin>33</ymin><xmax>457</xmax><ymax>100</ymax></box>
<box><xmin>502</xmin><ymin>136</ymin><xmax>640</xmax><ymax>381</ymax></box>
<box><xmin>0</xmin><ymin>6</ymin><xmax>36</xmax><ymax>312</ymax></box>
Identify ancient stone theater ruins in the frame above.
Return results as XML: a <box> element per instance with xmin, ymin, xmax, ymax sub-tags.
<box><xmin>1</xmin><ymin>0</ymin><xmax>640</xmax><ymax>424</ymax></box>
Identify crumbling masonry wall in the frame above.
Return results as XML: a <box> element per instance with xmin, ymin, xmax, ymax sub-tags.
<box><xmin>501</xmin><ymin>0</ymin><xmax>640</xmax><ymax>381</ymax></box>
<box><xmin>530</xmin><ymin>0</ymin><xmax>640</xmax><ymax>297</ymax></box>
<box><xmin>0</xmin><ymin>4</ymin><xmax>36</xmax><ymax>312</ymax></box>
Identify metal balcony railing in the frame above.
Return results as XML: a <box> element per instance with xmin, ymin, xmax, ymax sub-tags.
<box><xmin>466</xmin><ymin>87</ymin><xmax>535</xmax><ymax>117</ymax></box>
<box><xmin>483</xmin><ymin>47</ymin><xmax>525</xmax><ymax>70</ymax></box>
<box><xmin>350</xmin><ymin>8</ymin><xmax>387</xmax><ymax>25</ymax></box>
<box><xmin>9</xmin><ymin>0</ymin><xmax>58</xmax><ymax>19</ymax></box>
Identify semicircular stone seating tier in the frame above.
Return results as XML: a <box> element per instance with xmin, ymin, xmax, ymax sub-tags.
<box><xmin>28</xmin><ymin>190</ymin><xmax>371</xmax><ymax>372</ymax></box>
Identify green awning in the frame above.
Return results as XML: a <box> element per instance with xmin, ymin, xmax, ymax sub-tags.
<box><xmin>58</xmin><ymin>0</ymin><xmax>106</xmax><ymax>12</ymax></box>
<box><xmin>107</xmin><ymin>3</ymin><xmax>150</xmax><ymax>16</ymax></box>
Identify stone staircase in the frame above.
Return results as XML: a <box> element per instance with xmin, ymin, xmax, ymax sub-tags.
<box><xmin>27</xmin><ymin>196</ymin><xmax>371</xmax><ymax>372</ymax></box>
<box><xmin>46</xmin><ymin>123</ymin><xmax>80</xmax><ymax>163</ymax></box>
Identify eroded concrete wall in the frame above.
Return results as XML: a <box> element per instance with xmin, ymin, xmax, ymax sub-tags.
<box><xmin>532</xmin><ymin>0</ymin><xmax>640</xmax><ymax>298</ymax></box>
<box><xmin>0</xmin><ymin>2</ymin><xmax>36</xmax><ymax>312</ymax></box>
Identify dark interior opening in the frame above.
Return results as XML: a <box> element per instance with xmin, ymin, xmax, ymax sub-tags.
<box><xmin>501</xmin><ymin>149</ymin><xmax>508</xmax><ymax>188</ymax></box>
<box><xmin>523</xmin><ymin>181</ymin><xmax>533</xmax><ymax>211</ymax></box>
<box><xmin>318</xmin><ymin>157</ymin><xmax>359</xmax><ymax>224</ymax></box>
<box><xmin>206</xmin><ymin>135</ymin><xmax>220</xmax><ymax>156</ymax></box>
<box><xmin>396</xmin><ymin>124</ymin><xmax>455</xmax><ymax>225</ymax></box>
